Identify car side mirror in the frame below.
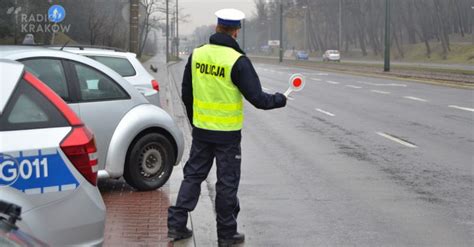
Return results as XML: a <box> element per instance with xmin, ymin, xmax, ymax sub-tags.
<box><xmin>150</xmin><ymin>64</ymin><xmax>158</xmax><ymax>73</ymax></box>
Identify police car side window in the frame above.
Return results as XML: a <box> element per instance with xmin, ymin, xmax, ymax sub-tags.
<box><xmin>0</xmin><ymin>80</ymin><xmax>68</xmax><ymax>131</ymax></box>
<box><xmin>72</xmin><ymin>62</ymin><xmax>129</xmax><ymax>102</ymax></box>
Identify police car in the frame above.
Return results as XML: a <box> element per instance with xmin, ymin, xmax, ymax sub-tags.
<box><xmin>0</xmin><ymin>59</ymin><xmax>106</xmax><ymax>246</ymax></box>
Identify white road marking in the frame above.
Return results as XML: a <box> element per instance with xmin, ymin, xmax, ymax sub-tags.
<box><xmin>311</xmin><ymin>78</ymin><xmax>322</xmax><ymax>81</ymax></box>
<box><xmin>262</xmin><ymin>86</ymin><xmax>271</xmax><ymax>91</ymax></box>
<box><xmin>287</xmin><ymin>96</ymin><xmax>295</xmax><ymax>101</ymax></box>
<box><xmin>371</xmin><ymin>90</ymin><xmax>391</xmax><ymax>94</ymax></box>
<box><xmin>315</xmin><ymin>108</ymin><xmax>335</xmax><ymax>117</ymax></box>
<box><xmin>327</xmin><ymin>80</ymin><xmax>340</xmax><ymax>85</ymax></box>
<box><xmin>317</xmin><ymin>73</ymin><xmax>329</xmax><ymax>76</ymax></box>
<box><xmin>346</xmin><ymin>85</ymin><xmax>362</xmax><ymax>89</ymax></box>
<box><xmin>376</xmin><ymin>132</ymin><xmax>418</xmax><ymax>148</ymax></box>
<box><xmin>404</xmin><ymin>96</ymin><xmax>428</xmax><ymax>102</ymax></box>
<box><xmin>448</xmin><ymin>105</ymin><xmax>474</xmax><ymax>112</ymax></box>
<box><xmin>357</xmin><ymin>81</ymin><xmax>407</xmax><ymax>87</ymax></box>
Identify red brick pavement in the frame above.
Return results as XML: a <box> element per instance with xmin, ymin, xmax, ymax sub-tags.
<box><xmin>99</xmin><ymin>179</ymin><xmax>173</xmax><ymax>247</ymax></box>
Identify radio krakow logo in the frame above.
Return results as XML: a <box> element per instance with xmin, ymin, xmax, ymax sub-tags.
<box><xmin>14</xmin><ymin>4</ymin><xmax>71</xmax><ymax>33</ymax></box>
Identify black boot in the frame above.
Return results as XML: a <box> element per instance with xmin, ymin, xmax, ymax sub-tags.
<box><xmin>168</xmin><ymin>227</ymin><xmax>193</xmax><ymax>241</ymax></box>
<box><xmin>218</xmin><ymin>232</ymin><xmax>245</xmax><ymax>247</ymax></box>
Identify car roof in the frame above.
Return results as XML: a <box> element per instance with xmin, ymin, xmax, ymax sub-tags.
<box><xmin>0</xmin><ymin>59</ymin><xmax>24</xmax><ymax>114</ymax></box>
<box><xmin>55</xmin><ymin>47</ymin><xmax>137</xmax><ymax>58</ymax></box>
<box><xmin>0</xmin><ymin>45</ymin><xmax>147</xmax><ymax>104</ymax></box>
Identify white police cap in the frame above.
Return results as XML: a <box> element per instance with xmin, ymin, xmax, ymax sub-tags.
<box><xmin>215</xmin><ymin>8</ymin><xmax>245</xmax><ymax>28</ymax></box>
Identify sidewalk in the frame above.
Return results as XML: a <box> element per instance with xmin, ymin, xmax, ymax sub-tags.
<box><xmin>161</xmin><ymin>57</ymin><xmax>218</xmax><ymax>247</ymax></box>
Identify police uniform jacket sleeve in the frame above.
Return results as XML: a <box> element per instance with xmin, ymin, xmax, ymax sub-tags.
<box><xmin>181</xmin><ymin>53</ymin><xmax>194</xmax><ymax>126</ymax></box>
<box><xmin>231</xmin><ymin>56</ymin><xmax>287</xmax><ymax>110</ymax></box>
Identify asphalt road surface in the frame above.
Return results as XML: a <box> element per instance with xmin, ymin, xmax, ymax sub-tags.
<box><xmin>255</xmin><ymin>55</ymin><xmax>474</xmax><ymax>71</ymax></box>
<box><xmin>169</xmin><ymin>60</ymin><xmax>473</xmax><ymax>246</ymax></box>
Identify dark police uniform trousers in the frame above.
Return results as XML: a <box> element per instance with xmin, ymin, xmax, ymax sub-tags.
<box><xmin>168</xmin><ymin>138</ymin><xmax>241</xmax><ymax>238</ymax></box>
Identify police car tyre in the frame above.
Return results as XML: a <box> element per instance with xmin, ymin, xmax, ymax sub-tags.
<box><xmin>124</xmin><ymin>133</ymin><xmax>174</xmax><ymax>191</ymax></box>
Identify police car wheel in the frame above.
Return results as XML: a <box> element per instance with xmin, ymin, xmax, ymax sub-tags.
<box><xmin>124</xmin><ymin>133</ymin><xmax>175</xmax><ymax>191</ymax></box>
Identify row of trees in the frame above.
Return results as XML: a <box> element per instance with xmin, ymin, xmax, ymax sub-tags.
<box><xmin>0</xmin><ymin>0</ymin><xmax>188</xmax><ymax>57</ymax></box>
<box><xmin>223</xmin><ymin>0</ymin><xmax>473</xmax><ymax>59</ymax></box>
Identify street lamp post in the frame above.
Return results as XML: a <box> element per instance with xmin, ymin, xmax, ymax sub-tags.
<box><xmin>176</xmin><ymin>0</ymin><xmax>179</xmax><ymax>57</ymax></box>
<box><xmin>279</xmin><ymin>1</ymin><xmax>283</xmax><ymax>63</ymax></box>
<box><xmin>471</xmin><ymin>6</ymin><xmax>474</xmax><ymax>44</ymax></box>
<box><xmin>383</xmin><ymin>0</ymin><xmax>391</xmax><ymax>72</ymax></box>
<box><xmin>339</xmin><ymin>0</ymin><xmax>342</xmax><ymax>51</ymax></box>
<box><xmin>303</xmin><ymin>5</ymin><xmax>307</xmax><ymax>51</ymax></box>
<box><xmin>166</xmin><ymin>0</ymin><xmax>169</xmax><ymax>63</ymax></box>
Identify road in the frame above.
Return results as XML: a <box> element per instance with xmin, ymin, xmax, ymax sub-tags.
<box><xmin>341</xmin><ymin>59</ymin><xmax>474</xmax><ymax>71</ymax></box>
<box><xmin>169</xmin><ymin>60</ymin><xmax>473</xmax><ymax>246</ymax></box>
<box><xmin>251</xmin><ymin>54</ymin><xmax>474</xmax><ymax>71</ymax></box>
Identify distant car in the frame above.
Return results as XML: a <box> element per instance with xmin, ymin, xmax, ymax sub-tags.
<box><xmin>1</xmin><ymin>46</ymin><xmax>184</xmax><ymax>191</ymax></box>
<box><xmin>52</xmin><ymin>46</ymin><xmax>161</xmax><ymax>107</ymax></box>
<box><xmin>323</xmin><ymin>50</ymin><xmax>341</xmax><ymax>62</ymax></box>
<box><xmin>295</xmin><ymin>50</ymin><xmax>309</xmax><ymax>60</ymax></box>
<box><xmin>0</xmin><ymin>59</ymin><xmax>105</xmax><ymax>245</ymax></box>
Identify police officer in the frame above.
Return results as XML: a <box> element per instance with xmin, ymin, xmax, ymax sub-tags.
<box><xmin>168</xmin><ymin>8</ymin><xmax>287</xmax><ymax>246</ymax></box>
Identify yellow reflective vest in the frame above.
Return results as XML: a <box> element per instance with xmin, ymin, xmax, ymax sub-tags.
<box><xmin>191</xmin><ymin>44</ymin><xmax>243</xmax><ymax>131</ymax></box>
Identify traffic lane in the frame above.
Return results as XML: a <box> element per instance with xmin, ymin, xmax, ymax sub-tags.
<box><xmin>255</xmin><ymin>65</ymin><xmax>473</xmax><ymax>155</ymax></box>
<box><xmin>255</xmin><ymin>63</ymin><xmax>473</xmax><ymax>152</ymax></box>
<box><xmin>170</xmin><ymin>60</ymin><xmax>472</xmax><ymax>244</ymax></box>
<box><xmin>237</xmin><ymin>103</ymin><xmax>472</xmax><ymax>246</ymax></box>
<box><xmin>341</xmin><ymin>58</ymin><xmax>474</xmax><ymax>71</ymax></box>
<box><xmin>255</xmin><ymin>66</ymin><xmax>473</xmax><ymax>223</ymax></box>
<box><xmin>255</xmin><ymin>63</ymin><xmax>474</xmax><ymax>108</ymax></box>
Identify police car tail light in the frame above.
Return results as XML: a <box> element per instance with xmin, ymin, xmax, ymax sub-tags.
<box><xmin>151</xmin><ymin>79</ymin><xmax>160</xmax><ymax>91</ymax></box>
<box><xmin>60</xmin><ymin>127</ymin><xmax>98</xmax><ymax>186</ymax></box>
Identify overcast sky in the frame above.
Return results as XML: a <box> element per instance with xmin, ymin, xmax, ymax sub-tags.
<box><xmin>179</xmin><ymin>0</ymin><xmax>256</xmax><ymax>35</ymax></box>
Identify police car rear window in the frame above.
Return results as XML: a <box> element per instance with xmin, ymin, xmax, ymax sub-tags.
<box><xmin>0</xmin><ymin>80</ymin><xmax>69</xmax><ymax>131</ymax></box>
<box><xmin>88</xmin><ymin>56</ymin><xmax>136</xmax><ymax>77</ymax></box>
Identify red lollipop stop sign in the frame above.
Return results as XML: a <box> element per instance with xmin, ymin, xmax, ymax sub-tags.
<box><xmin>284</xmin><ymin>73</ymin><xmax>305</xmax><ymax>97</ymax></box>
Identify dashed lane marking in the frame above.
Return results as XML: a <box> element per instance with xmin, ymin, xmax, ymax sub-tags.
<box><xmin>357</xmin><ymin>81</ymin><xmax>407</xmax><ymax>87</ymax></box>
<box><xmin>371</xmin><ymin>90</ymin><xmax>391</xmax><ymax>94</ymax></box>
<box><xmin>404</xmin><ymin>96</ymin><xmax>428</xmax><ymax>102</ymax></box>
<box><xmin>346</xmin><ymin>85</ymin><xmax>362</xmax><ymax>89</ymax></box>
<box><xmin>311</xmin><ymin>78</ymin><xmax>322</xmax><ymax>81</ymax></box>
<box><xmin>327</xmin><ymin>80</ymin><xmax>340</xmax><ymax>85</ymax></box>
<box><xmin>448</xmin><ymin>105</ymin><xmax>474</xmax><ymax>112</ymax></box>
<box><xmin>376</xmin><ymin>132</ymin><xmax>418</xmax><ymax>148</ymax></box>
<box><xmin>315</xmin><ymin>108</ymin><xmax>335</xmax><ymax>117</ymax></box>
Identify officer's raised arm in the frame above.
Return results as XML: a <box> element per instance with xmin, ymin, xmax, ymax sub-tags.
<box><xmin>231</xmin><ymin>56</ymin><xmax>286</xmax><ymax>110</ymax></box>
